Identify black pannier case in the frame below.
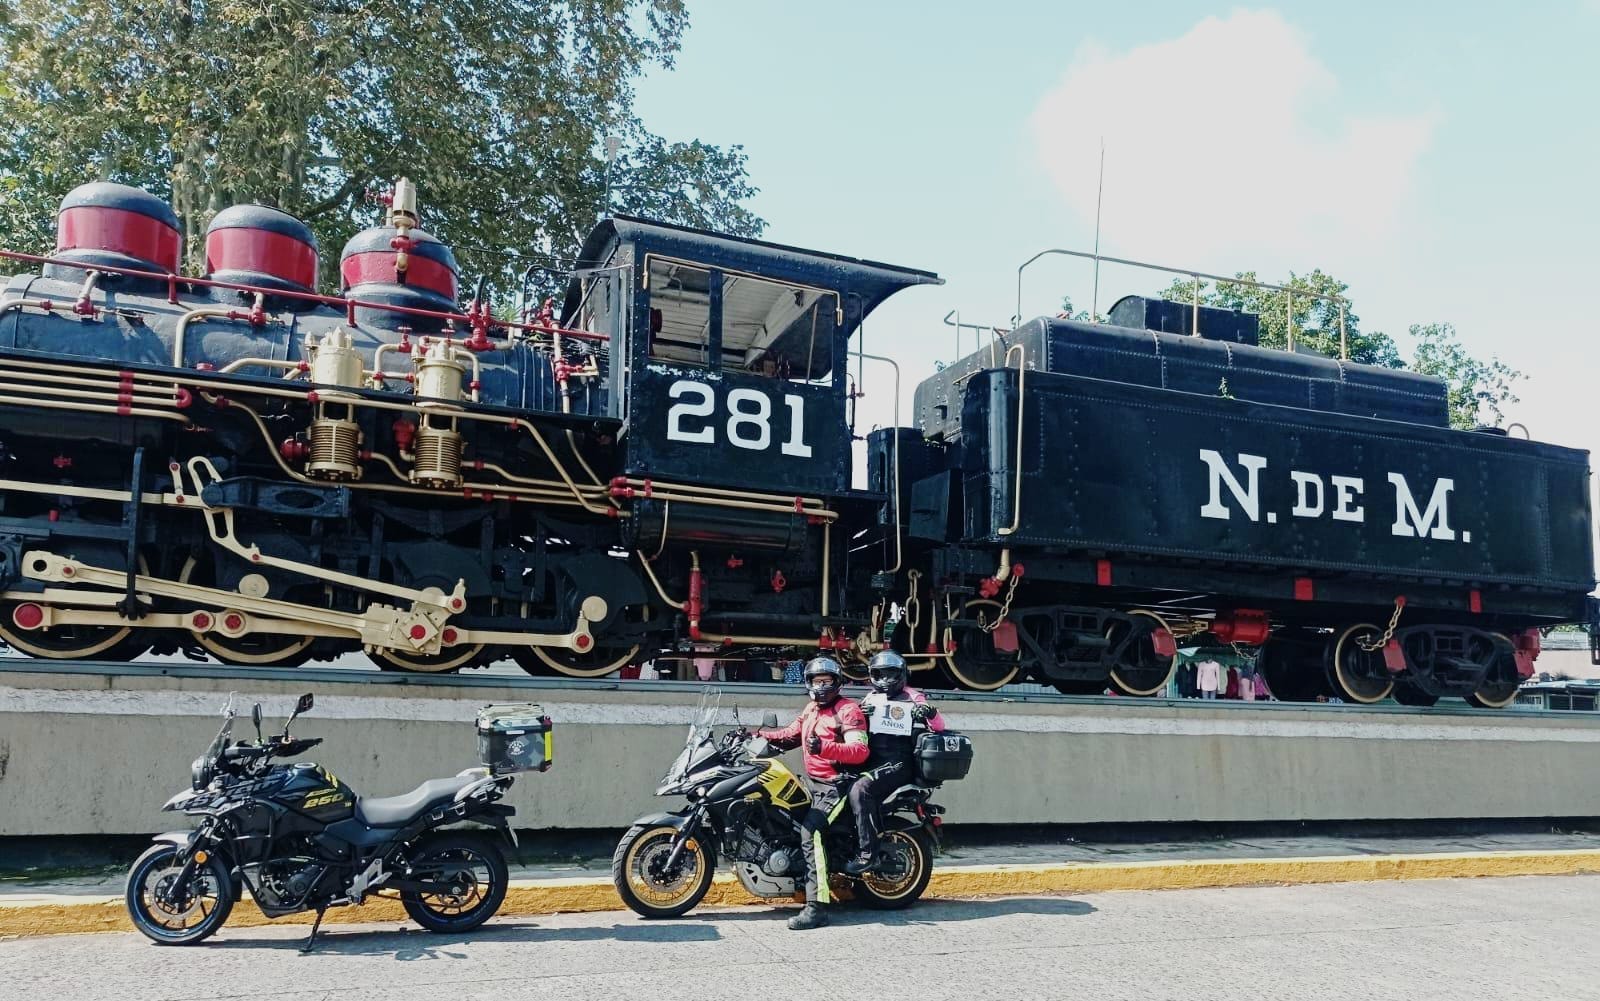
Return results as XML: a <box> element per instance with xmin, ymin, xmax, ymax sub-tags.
<box><xmin>477</xmin><ymin>703</ymin><xmax>553</xmax><ymax>775</ymax></box>
<box><xmin>914</xmin><ymin>730</ymin><xmax>973</xmax><ymax>783</ymax></box>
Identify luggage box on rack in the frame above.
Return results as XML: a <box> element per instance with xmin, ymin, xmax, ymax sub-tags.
<box><xmin>914</xmin><ymin>730</ymin><xmax>973</xmax><ymax>783</ymax></box>
<box><xmin>477</xmin><ymin>704</ymin><xmax>553</xmax><ymax>775</ymax></box>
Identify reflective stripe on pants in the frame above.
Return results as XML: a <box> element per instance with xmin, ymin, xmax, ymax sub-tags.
<box><xmin>801</xmin><ymin>780</ymin><xmax>848</xmax><ymax>904</ymax></box>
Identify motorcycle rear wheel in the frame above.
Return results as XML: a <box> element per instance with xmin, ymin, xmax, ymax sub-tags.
<box><xmin>612</xmin><ymin>823</ymin><xmax>715</xmax><ymax>919</ymax></box>
<box><xmin>400</xmin><ymin>833</ymin><xmax>509</xmax><ymax>934</ymax></box>
<box><xmin>852</xmin><ymin>827</ymin><xmax>934</xmax><ymax>910</ymax></box>
<box><xmin>125</xmin><ymin>843</ymin><xmax>235</xmax><ymax>945</ymax></box>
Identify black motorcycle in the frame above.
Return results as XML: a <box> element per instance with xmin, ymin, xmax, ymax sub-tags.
<box><xmin>125</xmin><ymin>693</ymin><xmax>547</xmax><ymax>949</ymax></box>
<box><xmin>612</xmin><ymin>691</ymin><xmax>972</xmax><ymax>918</ymax></box>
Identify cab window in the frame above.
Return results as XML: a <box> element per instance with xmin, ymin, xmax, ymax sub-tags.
<box><xmin>646</xmin><ymin>256</ymin><xmax>837</xmax><ymax>383</ymax></box>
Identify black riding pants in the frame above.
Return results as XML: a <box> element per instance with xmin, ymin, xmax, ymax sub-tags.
<box><xmin>800</xmin><ymin>778</ymin><xmax>849</xmax><ymax>904</ymax></box>
<box><xmin>848</xmin><ymin>759</ymin><xmax>914</xmax><ymax>852</ymax></box>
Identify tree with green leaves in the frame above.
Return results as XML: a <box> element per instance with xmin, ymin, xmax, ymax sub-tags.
<box><xmin>1408</xmin><ymin>322</ymin><xmax>1522</xmax><ymax>429</ymax></box>
<box><xmin>1155</xmin><ymin>271</ymin><xmax>1402</xmax><ymax>367</ymax></box>
<box><xmin>0</xmin><ymin>0</ymin><xmax>762</xmax><ymax>297</ymax></box>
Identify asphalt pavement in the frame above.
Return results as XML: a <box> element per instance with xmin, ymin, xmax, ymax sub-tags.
<box><xmin>2</xmin><ymin>873</ymin><xmax>1596</xmax><ymax>1001</ymax></box>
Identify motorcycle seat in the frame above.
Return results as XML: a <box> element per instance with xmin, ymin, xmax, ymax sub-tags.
<box><xmin>356</xmin><ymin>775</ymin><xmax>479</xmax><ymax>827</ymax></box>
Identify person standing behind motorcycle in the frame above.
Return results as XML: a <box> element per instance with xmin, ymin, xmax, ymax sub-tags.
<box><xmin>755</xmin><ymin>656</ymin><xmax>869</xmax><ymax>930</ymax></box>
<box><xmin>843</xmin><ymin>651</ymin><xmax>944</xmax><ymax>876</ymax></box>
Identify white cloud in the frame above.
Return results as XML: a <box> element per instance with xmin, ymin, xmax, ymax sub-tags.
<box><xmin>1030</xmin><ymin>11</ymin><xmax>1435</xmax><ymax>265</ymax></box>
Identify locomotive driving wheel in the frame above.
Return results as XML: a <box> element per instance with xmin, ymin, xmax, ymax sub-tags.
<box><xmin>0</xmin><ymin>552</ymin><xmax>151</xmax><ymax>661</ymax></box>
<box><xmin>368</xmin><ymin>578</ymin><xmax>486</xmax><ymax>673</ymax></box>
<box><xmin>511</xmin><ymin>643</ymin><xmax>641</xmax><ymax>678</ymax></box>
<box><xmin>176</xmin><ymin>556</ymin><xmax>314</xmax><ymax>668</ymax></box>
<box><xmin>1105</xmin><ymin>609</ymin><xmax>1178</xmax><ymax>697</ymax></box>
<box><xmin>1327</xmin><ymin>623</ymin><xmax>1396</xmax><ymax>703</ymax></box>
<box><xmin>942</xmin><ymin>599</ymin><xmax>1021</xmax><ymax>691</ymax></box>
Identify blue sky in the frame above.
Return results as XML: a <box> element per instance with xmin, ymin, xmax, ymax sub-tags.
<box><xmin>634</xmin><ymin>1</ymin><xmax>1600</xmax><ymax>527</ymax></box>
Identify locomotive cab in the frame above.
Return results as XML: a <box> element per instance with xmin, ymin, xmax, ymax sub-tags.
<box><xmin>563</xmin><ymin>216</ymin><xmax>940</xmax><ymax>498</ymax></box>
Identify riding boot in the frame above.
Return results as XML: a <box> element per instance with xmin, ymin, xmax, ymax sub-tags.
<box><xmin>787</xmin><ymin>902</ymin><xmax>829</xmax><ymax>930</ymax></box>
<box><xmin>841</xmin><ymin>848</ymin><xmax>875</xmax><ymax>876</ymax></box>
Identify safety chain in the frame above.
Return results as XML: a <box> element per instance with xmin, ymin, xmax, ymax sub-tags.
<box><xmin>981</xmin><ymin>573</ymin><xmax>1021</xmax><ymax>633</ymax></box>
<box><xmin>1230</xmin><ymin>641</ymin><xmax>1259</xmax><ymax>666</ymax></box>
<box><xmin>1355</xmin><ymin>596</ymin><xmax>1407</xmax><ymax>652</ymax></box>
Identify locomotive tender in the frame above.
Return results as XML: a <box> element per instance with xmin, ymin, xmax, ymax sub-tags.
<box><xmin>0</xmin><ymin>178</ymin><xmax>1593</xmax><ymax>707</ymax></box>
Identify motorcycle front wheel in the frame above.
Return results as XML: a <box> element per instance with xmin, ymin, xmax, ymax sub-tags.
<box><xmin>853</xmin><ymin>826</ymin><xmax>934</xmax><ymax>910</ymax></box>
<box><xmin>612</xmin><ymin>823</ymin><xmax>715</xmax><ymax>919</ymax></box>
<box><xmin>125</xmin><ymin>843</ymin><xmax>236</xmax><ymax>945</ymax></box>
<box><xmin>400</xmin><ymin>833</ymin><xmax>509</xmax><ymax>934</ymax></box>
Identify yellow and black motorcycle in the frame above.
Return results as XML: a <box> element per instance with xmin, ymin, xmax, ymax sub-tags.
<box><xmin>613</xmin><ymin>691</ymin><xmax>963</xmax><ymax>918</ymax></box>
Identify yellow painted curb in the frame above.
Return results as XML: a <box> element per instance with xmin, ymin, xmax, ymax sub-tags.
<box><xmin>5</xmin><ymin>848</ymin><xmax>1599</xmax><ymax>940</ymax></box>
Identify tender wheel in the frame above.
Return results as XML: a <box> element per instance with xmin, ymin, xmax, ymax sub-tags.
<box><xmin>125</xmin><ymin>843</ymin><xmax>235</xmax><ymax>945</ymax></box>
<box><xmin>942</xmin><ymin>599</ymin><xmax>1021</xmax><ymax>691</ymax></box>
<box><xmin>176</xmin><ymin>556</ymin><xmax>313</xmax><ymax>667</ymax></box>
<box><xmin>512</xmin><ymin>643</ymin><xmax>640</xmax><ymax>679</ymax></box>
<box><xmin>1328</xmin><ymin>623</ymin><xmax>1397</xmax><ymax>703</ymax></box>
<box><xmin>1391</xmin><ymin>680</ymin><xmax>1439</xmax><ymax>707</ymax></box>
<box><xmin>853</xmin><ymin>827</ymin><xmax>934</xmax><ymax>910</ymax></box>
<box><xmin>1259</xmin><ymin>627</ymin><xmax>1333</xmax><ymax>702</ymax></box>
<box><xmin>612</xmin><ymin>823</ymin><xmax>715</xmax><ymax>919</ymax></box>
<box><xmin>1466</xmin><ymin>633</ymin><xmax>1522</xmax><ymax>709</ymax></box>
<box><xmin>400</xmin><ymin>833</ymin><xmax>509</xmax><ymax>934</ymax></box>
<box><xmin>1106</xmin><ymin>609</ymin><xmax>1177</xmax><ymax>697</ymax></box>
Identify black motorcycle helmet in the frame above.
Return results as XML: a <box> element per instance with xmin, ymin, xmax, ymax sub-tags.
<box><xmin>803</xmin><ymin>657</ymin><xmax>844</xmax><ymax>705</ymax></box>
<box><xmin>868</xmin><ymin>650</ymin><xmax>908</xmax><ymax>696</ymax></box>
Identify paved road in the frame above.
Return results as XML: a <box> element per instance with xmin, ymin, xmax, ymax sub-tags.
<box><xmin>3</xmin><ymin>874</ymin><xmax>1596</xmax><ymax>1001</ymax></box>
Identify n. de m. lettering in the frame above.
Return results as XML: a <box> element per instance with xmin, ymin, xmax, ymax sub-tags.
<box><xmin>1197</xmin><ymin>449</ymin><xmax>1468</xmax><ymax>542</ymax></box>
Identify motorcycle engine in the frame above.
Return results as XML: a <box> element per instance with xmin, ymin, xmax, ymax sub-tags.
<box><xmin>255</xmin><ymin>857</ymin><xmax>325</xmax><ymax>908</ymax></box>
<box><xmin>725</xmin><ymin>801</ymin><xmax>800</xmax><ymax>876</ymax></box>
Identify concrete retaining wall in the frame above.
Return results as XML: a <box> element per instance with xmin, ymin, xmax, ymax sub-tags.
<box><xmin>3</xmin><ymin>670</ymin><xmax>1600</xmax><ymax>836</ymax></box>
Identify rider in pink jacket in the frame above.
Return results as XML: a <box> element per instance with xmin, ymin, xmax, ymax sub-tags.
<box><xmin>756</xmin><ymin>656</ymin><xmax>868</xmax><ymax>930</ymax></box>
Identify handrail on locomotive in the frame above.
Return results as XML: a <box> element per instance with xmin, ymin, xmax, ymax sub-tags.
<box><xmin>1014</xmin><ymin>246</ymin><xmax>1350</xmax><ymax>357</ymax></box>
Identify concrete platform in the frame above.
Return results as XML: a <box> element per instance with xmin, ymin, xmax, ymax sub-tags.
<box><xmin>4</xmin><ymin>665</ymin><xmax>1600</xmax><ymax>836</ymax></box>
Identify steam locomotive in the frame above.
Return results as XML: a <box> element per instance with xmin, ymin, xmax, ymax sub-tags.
<box><xmin>0</xmin><ymin>178</ymin><xmax>1593</xmax><ymax>706</ymax></box>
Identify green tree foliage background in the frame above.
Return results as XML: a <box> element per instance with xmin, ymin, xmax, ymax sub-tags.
<box><xmin>0</xmin><ymin>0</ymin><xmax>763</xmax><ymax>299</ymax></box>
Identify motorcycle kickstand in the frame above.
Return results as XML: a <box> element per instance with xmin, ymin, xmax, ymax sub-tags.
<box><xmin>299</xmin><ymin>906</ymin><xmax>327</xmax><ymax>954</ymax></box>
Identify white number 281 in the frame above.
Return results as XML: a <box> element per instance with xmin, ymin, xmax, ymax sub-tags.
<box><xmin>666</xmin><ymin>379</ymin><xmax>812</xmax><ymax>457</ymax></box>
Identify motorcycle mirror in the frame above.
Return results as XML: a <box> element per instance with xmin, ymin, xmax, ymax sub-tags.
<box><xmin>283</xmin><ymin>692</ymin><xmax>314</xmax><ymax>737</ymax></box>
<box><xmin>251</xmin><ymin>703</ymin><xmax>263</xmax><ymax>740</ymax></box>
<box><xmin>762</xmin><ymin>711</ymin><xmax>779</xmax><ymax>729</ymax></box>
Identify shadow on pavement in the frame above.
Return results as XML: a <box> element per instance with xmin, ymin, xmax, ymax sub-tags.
<box><xmin>668</xmin><ymin>895</ymin><xmax>1099</xmax><ymax>927</ymax></box>
<box><xmin>204</xmin><ymin>919</ymin><xmax>723</xmax><ymax>957</ymax></box>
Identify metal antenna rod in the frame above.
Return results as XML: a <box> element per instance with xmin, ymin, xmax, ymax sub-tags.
<box><xmin>1091</xmin><ymin>138</ymin><xmax>1105</xmax><ymax>323</ymax></box>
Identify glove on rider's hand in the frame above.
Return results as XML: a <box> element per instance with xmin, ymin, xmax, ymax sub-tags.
<box><xmin>861</xmin><ymin>702</ymin><xmax>876</xmax><ymax>717</ymax></box>
<box><xmin>912</xmin><ymin>703</ymin><xmax>936</xmax><ymax>722</ymax></box>
<box><xmin>806</xmin><ymin>735</ymin><xmax>822</xmax><ymax>755</ymax></box>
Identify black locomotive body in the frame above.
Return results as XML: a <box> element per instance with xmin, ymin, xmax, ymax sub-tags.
<box><xmin>0</xmin><ymin>178</ymin><xmax>1594</xmax><ymax>706</ymax></box>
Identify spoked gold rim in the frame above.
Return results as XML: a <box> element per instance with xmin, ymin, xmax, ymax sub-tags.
<box><xmin>623</xmin><ymin>826</ymin><xmax>708</xmax><ymax>909</ymax></box>
<box><xmin>413</xmin><ymin>848</ymin><xmax>492</xmax><ymax>917</ymax></box>
<box><xmin>858</xmin><ymin>830</ymin><xmax>927</xmax><ymax>901</ymax></box>
<box><xmin>140</xmin><ymin>862</ymin><xmax>223</xmax><ymax>932</ymax></box>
